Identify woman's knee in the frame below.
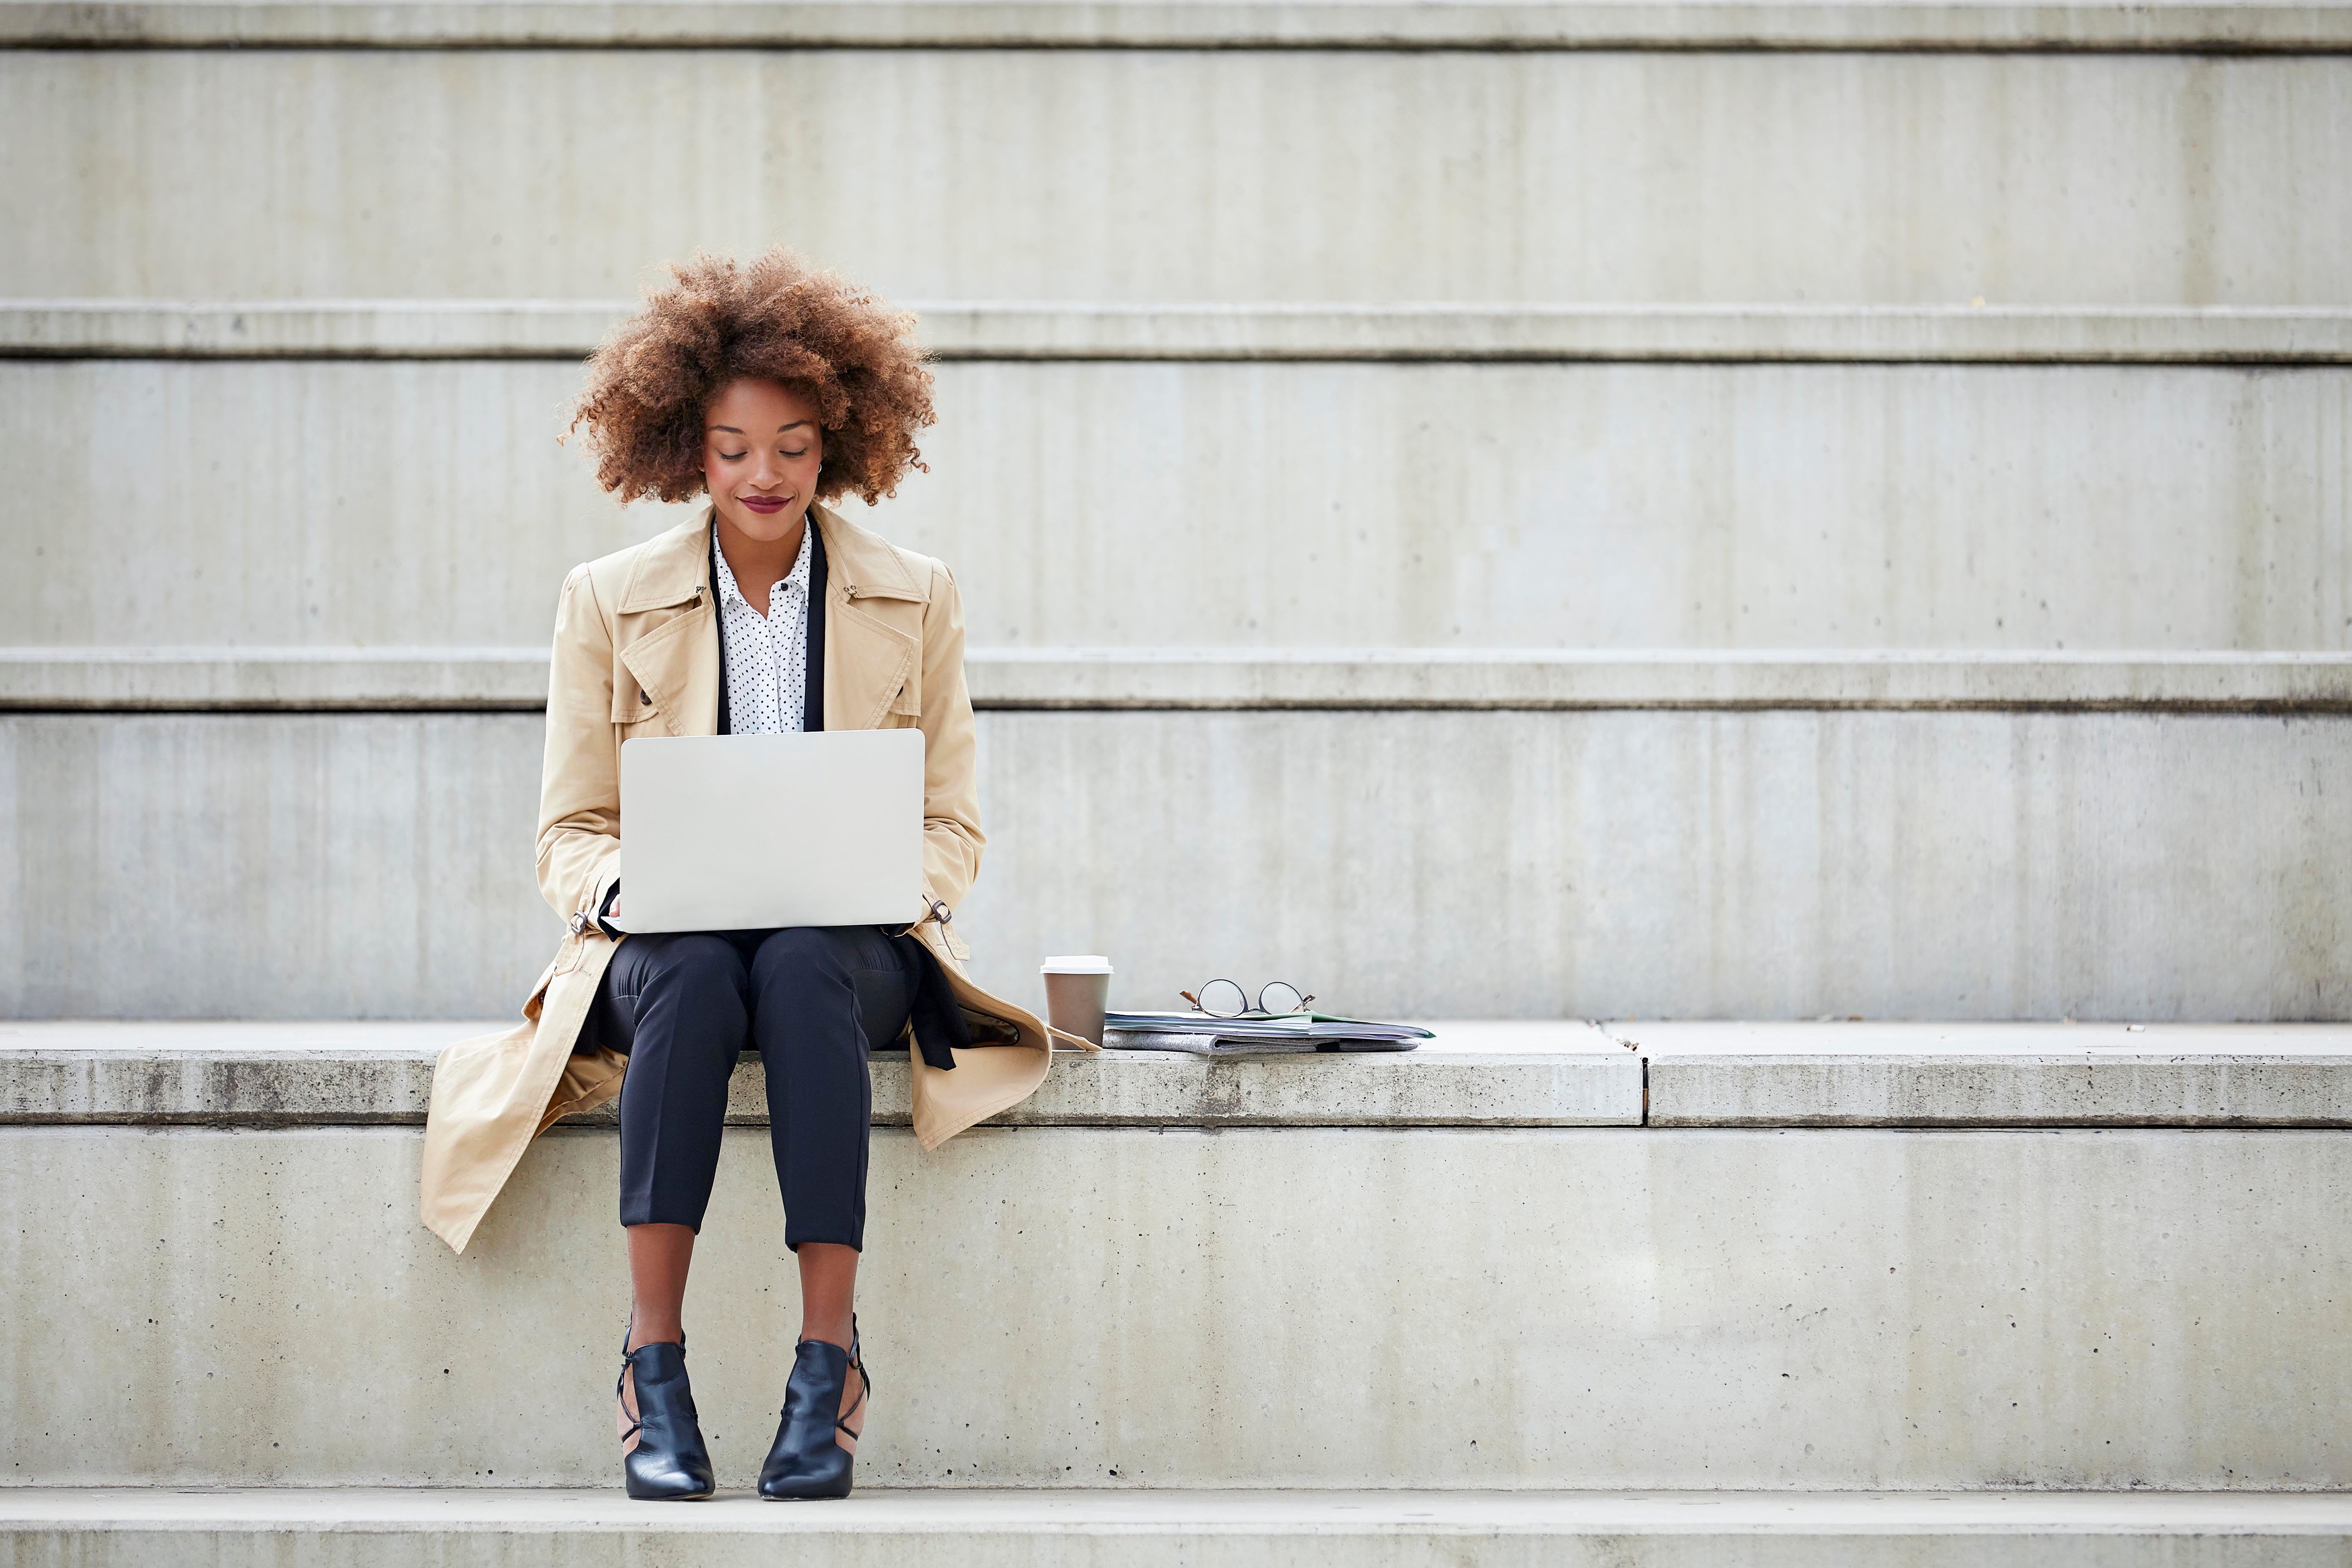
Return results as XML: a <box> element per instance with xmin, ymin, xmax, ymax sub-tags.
<box><xmin>746</xmin><ymin>926</ymin><xmax>860</xmax><ymax>991</ymax></box>
<box><xmin>639</xmin><ymin>933</ymin><xmax>745</xmax><ymax>989</ymax></box>
<box><xmin>622</xmin><ymin>935</ymin><xmax>750</xmax><ymax>1035</ymax></box>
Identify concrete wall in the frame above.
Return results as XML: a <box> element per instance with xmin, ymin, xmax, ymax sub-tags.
<box><xmin>5</xmin><ymin>709</ymin><xmax>2346</xmax><ymax>1021</ymax></box>
<box><xmin>7</xmin><ymin>10</ymin><xmax>2346</xmax><ymax>1030</ymax></box>
<box><xmin>4</xmin><ymin>50</ymin><xmax>2347</xmax><ymax>304</ymax></box>
<box><xmin>6</xmin><ymin>359</ymin><xmax>2349</xmax><ymax>652</ymax></box>
<box><xmin>5</xmin><ymin>1121</ymin><xmax>2346</xmax><ymax>1488</ymax></box>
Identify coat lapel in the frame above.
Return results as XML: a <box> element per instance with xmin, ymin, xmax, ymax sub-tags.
<box><xmin>815</xmin><ymin>505</ymin><xmax>924</xmax><ymax>732</ymax></box>
<box><xmin>613</xmin><ymin>515</ymin><xmax>720</xmax><ymax>737</ymax></box>
<box><xmin>615</xmin><ymin>506</ymin><xmax>922</xmax><ymax>737</ymax></box>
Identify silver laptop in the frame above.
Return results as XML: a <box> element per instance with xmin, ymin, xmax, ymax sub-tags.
<box><xmin>616</xmin><ymin>730</ymin><xmax>925</xmax><ymax>933</ymax></box>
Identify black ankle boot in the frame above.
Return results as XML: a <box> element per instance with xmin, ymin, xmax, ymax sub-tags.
<box><xmin>618</xmin><ymin>1333</ymin><xmax>716</xmax><ymax>1501</ymax></box>
<box><xmin>758</xmin><ymin>1320</ymin><xmax>870</xmax><ymax>1500</ymax></box>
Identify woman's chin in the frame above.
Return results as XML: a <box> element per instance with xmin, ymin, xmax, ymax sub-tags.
<box><xmin>720</xmin><ymin>502</ymin><xmax>803</xmax><ymax>541</ymax></box>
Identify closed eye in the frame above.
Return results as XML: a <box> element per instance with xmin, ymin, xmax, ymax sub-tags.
<box><xmin>718</xmin><ymin>450</ymin><xmax>748</xmax><ymax>461</ymax></box>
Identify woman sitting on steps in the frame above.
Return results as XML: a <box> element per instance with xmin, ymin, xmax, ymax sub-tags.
<box><xmin>419</xmin><ymin>247</ymin><xmax>1085</xmax><ymax>1501</ymax></box>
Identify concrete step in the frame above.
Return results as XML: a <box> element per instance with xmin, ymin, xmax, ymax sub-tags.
<box><xmin>0</xmin><ymin>1018</ymin><xmax>1647</xmax><ymax>1129</ymax></box>
<box><xmin>19</xmin><ymin>301</ymin><xmax>2352</xmax><ymax>362</ymax></box>
<box><xmin>4</xmin><ymin>50</ymin><xmax>2344</xmax><ymax>303</ymax></box>
<box><xmin>13</xmin><ymin>0</ymin><xmax>2352</xmax><ymax>50</ymax></box>
<box><xmin>12</xmin><ymin>649</ymin><xmax>2352</xmax><ymax>713</ymax></box>
<box><xmin>3</xmin><ymin>707</ymin><xmax>2346</xmax><ymax>1020</ymax></box>
<box><xmin>2</xmin><ymin>1024</ymin><xmax>2348</xmax><ymax>1487</ymax></box>
<box><xmin>9</xmin><ymin>1487</ymin><xmax>2352</xmax><ymax>1567</ymax></box>
<box><xmin>4</xmin><ymin>351</ymin><xmax>2348</xmax><ymax>651</ymax></box>
<box><xmin>10</xmin><ymin>1019</ymin><xmax>2351</xmax><ymax>1128</ymax></box>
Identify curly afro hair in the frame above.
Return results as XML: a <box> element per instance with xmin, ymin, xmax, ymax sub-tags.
<box><xmin>571</xmin><ymin>248</ymin><xmax>935</xmax><ymax>506</ymax></box>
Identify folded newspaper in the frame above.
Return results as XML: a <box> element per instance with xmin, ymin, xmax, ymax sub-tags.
<box><xmin>1101</xmin><ymin>1012</ymin><xmax>1433</xmax><ymax>1056</ymax></box>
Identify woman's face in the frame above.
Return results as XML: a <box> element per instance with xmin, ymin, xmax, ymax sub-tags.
<box><xmin>703</xmin><ymin>378</ymin><xmax>824</xmax><ymax>543</ymax></box>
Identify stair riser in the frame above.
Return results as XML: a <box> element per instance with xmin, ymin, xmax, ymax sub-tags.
<box><xmin>6</xmin><ymin>359</ymin><xmax>2347</xmax><ymax>653</ymax></box>
<box><xmin>5</xmin><ymin>709</ymin><xmax>2348</xmax><ymax>1021</ymax></box>
<box><xmin>5</xmin><ymin>52</ymin><xmax>2346</xmax><ymax>303</ymax></box>
<box><xmin>3</xmin><ymin>1527</ymin><xmax>2344</xmax><ymax>1568</ymax></box>
<box><xmin>3</xmin><ymin>1124</ymin><xmax>2346</xmax><ymax>1488</ymax></box>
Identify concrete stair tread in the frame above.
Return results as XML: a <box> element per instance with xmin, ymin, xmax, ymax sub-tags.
<box><xmin>0</xmin><ymin>1018</ymin><xmax>1647</xmax><ymax>1128</ymax></box>
<box><xmin>0</xmin><ymin>1017</ymin><xmax>1616</xmax><ymax>1055</ymax></box>
<box><xmin>19</xmin><ymin>1491</ymin><xmax>2352</xmax><ymax>1565</ymax></box>
<box><xmin>8</xmin><ymin>0</ymin><xmax>2350</xmax><ymax>50</ymax></box>
<box><xmin>1618</xmin><ymin>1020</ymin><xmax>2352</xmax><ymax>1057</ymax></box>
<box><xmin>9</xmin><ymin>1486</ymin><xmax>2352</xmax><ymax>1535</ymax></box>
<box><xmin>11</xmin><ymin>1016</ymin><xmax>2352</xmax><ymax>1055</ymax></box>
<box><xmin>10</xmin><ymin>300</ymin><xmax>2352</xmax><ymax>363</ymax></box>
<box><xmin>8</xmin><ymin>1020</ymin><xmax>2352</xmax><ymax>1126</ymax></box>
<box><xmin>10</xmin><ymin>648</ymin><xmax>2352</xmax><ymax>713</ymax></box>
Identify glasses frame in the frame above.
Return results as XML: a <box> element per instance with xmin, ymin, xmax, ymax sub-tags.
<box><xmin>1178</xmin><ymin>978</ymin><xmax>1317</xmax><ymax>1019</ymax></box>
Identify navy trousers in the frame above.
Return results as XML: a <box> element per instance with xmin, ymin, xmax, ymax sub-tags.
<box><xmin>588</xmin><ymin>925</ymin><xmax>914</xmax><ymax>1250</ymax></box>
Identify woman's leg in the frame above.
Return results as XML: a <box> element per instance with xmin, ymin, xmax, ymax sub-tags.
<box><xmin>796</xmin><ymin>1242</ymin><xmax>859</xmax><ymax>1451</ymax></box>
<box><xmin>747</xmin><ymin>925</ymin><xmax>911</xmax><ymax>1449</ymax></box>
<box><xmin>599</xmin><ymin>932</ymin><xmax>753</xmax><ymax>1436</ymax></box>
<box><xmin>626</xmin><ymin>1225</ymin><xmax>696</xmax><ymax>1350</ymax></box>
<box><xmin>796</xmin><ymin>1243</ymin><xmax>859</xmax><ymax>1356</ymax></box>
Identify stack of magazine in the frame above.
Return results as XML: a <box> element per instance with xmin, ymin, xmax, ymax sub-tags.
<box><xmin>1102</xmin><ymin>1012</ymin><xmax>1433</xmax><ymax>1056</ymax></box>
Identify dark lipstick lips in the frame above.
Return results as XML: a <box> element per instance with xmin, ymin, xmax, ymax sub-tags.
<box><xmin>739</xmin><ymin>496</ymin><xmax>790</xmax><ymax>514</ymax></box>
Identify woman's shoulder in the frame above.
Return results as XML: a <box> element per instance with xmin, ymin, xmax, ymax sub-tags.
<box><xmin>816</xmin><ymin>506</ymin><xmax>956</xmax><ymax>604</ymax></box>
<box><xmin>560</xmin><ymin>516</ymin><xmax>710</xmax><ymax>616</ymax></box>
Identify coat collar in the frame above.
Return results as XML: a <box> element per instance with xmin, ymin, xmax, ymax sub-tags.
<box><xmin>616</xmin><ymin>503</ymin><xmax>926</xmax><ymax>613</ymax></box>
<box><xmin>612</xmin><ymin>503</ymin><xmax>928</xmax><ymax>735</ymax></box>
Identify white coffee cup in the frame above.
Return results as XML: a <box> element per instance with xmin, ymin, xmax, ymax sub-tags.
<box><xmin>1039</xmin><ymin>955</ymin><xmax>1114</xmax><ymax>1047</ymax></box>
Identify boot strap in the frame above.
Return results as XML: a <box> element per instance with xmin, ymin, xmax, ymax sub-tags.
<box><xmin>617</xmin><ymin>1324</ymin><xmax>686</xmax><ymax>1445</ymax></box>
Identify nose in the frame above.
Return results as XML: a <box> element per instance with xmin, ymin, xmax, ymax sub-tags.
<box><xmin>751</xmin><ymin>450</ymin><xmax>786</xmax><ymax>490</ymax></box>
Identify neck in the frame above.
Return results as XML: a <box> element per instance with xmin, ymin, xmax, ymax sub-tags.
<box><xmin>714</xmin><ymin>508</ymin><xmax>809</xmax><ymax>598</ymax></box>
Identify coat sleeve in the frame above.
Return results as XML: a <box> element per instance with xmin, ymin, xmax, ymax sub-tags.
<box><xmin>917</xmin><ymin>557</ymin><xmax>986</xmax><ymax>914</ymax></box>
<box><xmin>535</xmin><ymin>563</ymin><xmax>624</xmax><ymax>925</ymax></box>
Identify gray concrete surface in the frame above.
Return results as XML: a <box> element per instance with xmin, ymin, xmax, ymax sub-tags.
<box><xmin>15</xmin><ymin>301</ymin><xmax>2352</xmax><ymax>362</ymax></box>
<box><xmin>5</xmin><ymin>52</ymin><xmax>2346</xmax><ymax>304</ymax></box>
<box><xmin>0</xmin><ymin>649</ymin><xmax>552</xmax><ymax>711</ymax></box>
<box><xmin>0</xmin><ymin>1020</ymin><xmax>1643</xmax><ymax>1127</ymax></box>
<box><xmin>968</xmin><ymin>708</ymin><xmax>2352</xmax><ymax>1022</ymax></box>
<box><xmin>13</xmin><ymin>648</ymin><xmax>2352</xmax><ymax>713</ymax></box>
<box><xmin>11</xmin><ymin>0</ymin><xmax>2352</xmax><ymax>49</ymax></box>
<box><xmin>6</xmin><ymin>360</ymin><xmax>2348</xmax><ymax>653</ymax></box>
<box><xmin>1633</xmin><ymin>1022</ymin><xmax>2352</xmax><ymax>1126</ymax></box>
<box><xmin>16</xmin><ymin>649</ymin><xmax>2352</xmax><ymax>713</ymax></box>
<box><xmin>3</xmin><ymin>1123</ymin><xmax>2346</xmax><ymax>1486</ymax></box>
<box><xmin>5</xmin><ymin>709</ymin><xmax>2347</xmax><ymax>1021</ymax></box>
<box><xmin>17</xmin><ymin>1021</ymin><xmax>2352</xmax><ymax>1127</ymax></box>
<box><xmin>8</xmin><ymin>1488</ymin><xmax>2352</xmax><ymax>1568</ymax></box>
<box><xmin>963</xmin><ymin>650</ymin><xmax>2352</xmax><ymax>711</ymax></box>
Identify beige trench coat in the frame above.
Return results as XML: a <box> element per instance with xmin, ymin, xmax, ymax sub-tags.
<box><xmin>420</xmin><ymin>505</ymin><xmax>1086</xmax><ymax>1253</ymax></box>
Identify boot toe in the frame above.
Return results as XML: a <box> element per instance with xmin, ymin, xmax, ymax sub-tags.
<box><xmin>625</xmin><ymin>1450</ymin><xmax>717</xmax><ymax>1501</ymax></box>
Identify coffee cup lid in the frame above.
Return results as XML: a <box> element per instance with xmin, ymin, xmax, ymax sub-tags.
<box><xmin>1040</xmin><ymin>955</ymin><xmax>1114</xmax><ymax>974</ymax></box>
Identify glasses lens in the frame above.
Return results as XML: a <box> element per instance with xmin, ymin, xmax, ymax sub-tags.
<box><xmin>1196</xmin><ymin>978</ymin><xmax>1247</xmax><ymax>1018</ymax></box>
<box><xmin>1258</xmin><ymin>981</ymin><xmax>1305</xmax><ymax>1015</ymax></box>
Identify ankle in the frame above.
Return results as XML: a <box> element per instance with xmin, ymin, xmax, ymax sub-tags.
<box><xmin>798</xmin><ymin>1317</ymin><xmax>854</xmax><ymax>1351</ymax></box>
<box><xmin>628</xmin><ymin>1315</ymin><xmax>684</xmax><ymax>1352</ymax></box>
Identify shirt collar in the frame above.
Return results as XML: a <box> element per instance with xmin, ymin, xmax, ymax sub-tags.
<box><xmin>710</xmin><ymin>517</ymin><xmax>814</xmax><ymax>612</ymax></box>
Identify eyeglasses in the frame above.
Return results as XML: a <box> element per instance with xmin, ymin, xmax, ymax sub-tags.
<box><xmin>1178</xmin><ymin>979</ymin><xmax>1317</xmax><ymax>1018</ymax></box>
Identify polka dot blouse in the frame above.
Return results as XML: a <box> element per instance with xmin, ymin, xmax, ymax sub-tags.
<box><xmin>711</xmin><ymin>521</ymin><xmax>813</xmax><ymax>735</ymax></box>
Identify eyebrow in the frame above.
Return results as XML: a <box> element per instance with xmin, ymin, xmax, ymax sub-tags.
<box><xmin>707</xmin><ymin>421</ymin><xmax>813</xmax><ymax>434</ymax></box>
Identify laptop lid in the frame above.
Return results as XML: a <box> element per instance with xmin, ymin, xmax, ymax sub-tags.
<box><xmin>616</xmin><ymin>729</ymin><xmax>925</xmax><ymax>933</ymax></box>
